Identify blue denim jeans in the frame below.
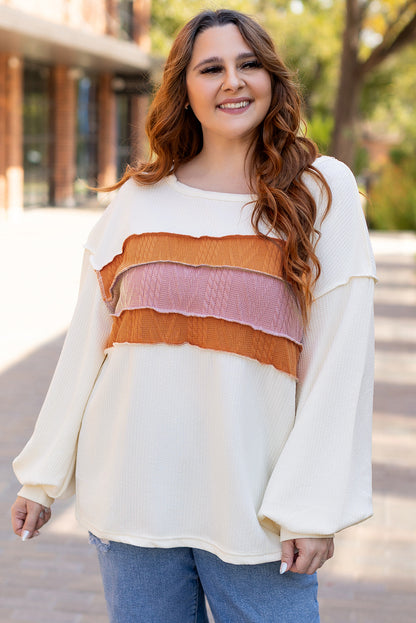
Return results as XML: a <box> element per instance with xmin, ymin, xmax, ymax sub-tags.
<box><xmin>89</xmin><ymin>534</ymin><xmax>320</xmax><ymax>623</ymax></box>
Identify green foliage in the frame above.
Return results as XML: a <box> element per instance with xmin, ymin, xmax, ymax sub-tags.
<box><xmin>353</xmin><ymin>145</ymin><xmax>370</xmax><ymax>177</ymax></box>
<box><xmin>364</xmin><ymin>45</ymin><xmax>416</xmax><ymax>141</ymax></box>
<box><xmin>263</xmin><ymin>2</ymin><xmax>343</xmax><ymax>118</ymax></box>
<box><xmin>368</xmin><ymin>153</ymin><xmax>416</xmax><ymax>230</ymax></box>
<box><xmin>360</xmin><ymin>64</ymin><xmax>396</xmax><ymax>118</ymax></box>
<box><xmin>306</xmin><ymin>114</ymin><xmax>334</xmax><ymax>153</ymax></box>
<box><xmin>390</xmin><ymin>145</ymin><xmax>410</xmax><ymax>165</ymax></box>
<box><xmin>150</xmin><ymin>0</ymin><xmax>416</xmax><ymax>229</ymax></box>
<box><xmin>151</xmin><ymin>0</ymin><xmax>259</xmax><ymax>56</ymax></box>
<box><xmin>360</xmin><ymin>44</ymin><xmax>416</xmax><ymax>229</ymax></box>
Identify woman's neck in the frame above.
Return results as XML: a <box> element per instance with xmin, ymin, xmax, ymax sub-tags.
<box><xmin>176</xmin><ymin>139</ymin><xmax>254</xmax><ymax>194</ymax></box>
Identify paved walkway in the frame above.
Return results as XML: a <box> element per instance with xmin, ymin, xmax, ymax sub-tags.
<box><xmin>319</xmin><ymin>231</ymin><xmax>416</xmax><ymax>623</ymax></box>
<box><xmin>0</xmin><ymin>209</ymin><xmax>415</xmax><ymax>622</ymax></box>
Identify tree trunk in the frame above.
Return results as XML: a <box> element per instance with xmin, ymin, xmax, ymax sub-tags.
<box><xmin>329</xmin><ymin>1</ymin><xmax>416</xmax><ymax>167</ymax></box>
<box><xmin>329</xmin><ymin>0</ymin><xmax>363</xmax><ymax>167</ymax></box>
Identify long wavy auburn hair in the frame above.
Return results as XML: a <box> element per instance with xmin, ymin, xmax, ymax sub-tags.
<box><xmin>106</xmin><ymin>9</ymin><xmax>331</xmax><ymax>324</ymax></box>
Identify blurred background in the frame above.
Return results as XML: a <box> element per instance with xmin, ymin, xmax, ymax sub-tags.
<box><xmin>0</xmin><ymin>0</ymin><xmax>415</xmax><ymax>227</ymax></box>
<box><xmin>0</xmin><ymin>1</ymin><xmax>415</xmax><ymax>622</ymax></box>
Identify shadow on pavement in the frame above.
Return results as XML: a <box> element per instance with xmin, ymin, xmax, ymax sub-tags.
<box><xmin>372</xmin><ymin>461</ymin><xmax>416</xmax><ymax>498</ymax></box>
<box><xmin>375</xmin><ymin>260</ymin><xmax>416</xmax><ymax>270</ymax></box>
<box><xmin>0</xmin><ymin>333</ymin><xmax>108</xmax><ymax>621</ymax></box>
<box><xmin>319</xmin><ymin>574</ymin><xmax>416</xmax><ymax>623</ymax></box>
<box><xmin>374</xmin><ymin>303</ymin><xmax>416</xmax><ymax>318</ymax></box>
<box><xmin>376</xmin><ymin>340</ymin><xmax>416</xmax><ymax>353</ymax></box>
<box><xmin>374</xmin><ymin>381</ymin><xmax>415</xmax><ymax>417</ymax></box>
<box><xmin>0</xmin><ymin>334</ymin><xmax>65</xmax><ymax>516</ymax></box>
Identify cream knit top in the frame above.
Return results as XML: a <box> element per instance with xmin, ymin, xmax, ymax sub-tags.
<box><xmin>13</xmin><ymin>156</ymin><xmax>377</xmax><ymax>564</ymax></box>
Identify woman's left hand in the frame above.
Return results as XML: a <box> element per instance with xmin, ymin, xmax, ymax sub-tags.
<box><xmin>280</xmin><ymin>537</ymin><xmax>334</xmax><ymax>575</ymax></box>
<box><xmin>11</xmin><ymin>496</ymin><xmax>52</xmax><ymax>540</ymax></box>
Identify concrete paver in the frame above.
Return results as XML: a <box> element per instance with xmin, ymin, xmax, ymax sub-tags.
<box><xmin>0</xmin><ymin>210</ymin><xmax>415</xmax><ymax>622</ymax></box>
<box><xmin>319</xmin><ymin>232</ymin><xmax>416</xmax><ymax>622</ymax></box>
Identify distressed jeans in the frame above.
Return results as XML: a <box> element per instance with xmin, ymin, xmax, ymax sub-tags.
<box><xmin>89</xmin><ymin>533</ymin><xmax>320</xmax><ymax>623</ymax></box>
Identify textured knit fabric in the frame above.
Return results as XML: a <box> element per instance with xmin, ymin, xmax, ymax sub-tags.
<box><xmin>13</xmin><ymin>156</ymin><xmax>377</xmax><ymax>564</ymax></box>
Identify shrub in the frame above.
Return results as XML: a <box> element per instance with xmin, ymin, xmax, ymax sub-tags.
<box><xmin>368</xmin><ymin>155</ymin><xmax>416</xmax><ymax>230</ymax></box>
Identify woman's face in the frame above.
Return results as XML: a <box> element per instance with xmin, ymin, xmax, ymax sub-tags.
<box><xmin>186</xmin><ymin>24</ymin><xmax>272</xmax><ymax>145</ymax></box>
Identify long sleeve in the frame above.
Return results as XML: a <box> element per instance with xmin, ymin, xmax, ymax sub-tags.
<box><xmin>258</xmin><ymin>276</ymin><xmax>375</xmax><ymax>540</ymax></box>
<box><xmin>257</xmin><ymin>157</ymin><xmax>377</xmax><ymax>541</ymax></box>
<box><xmin>13</xmin><ymin>250</ymin><xmax>112</xmax><ymax>507</ymax></box>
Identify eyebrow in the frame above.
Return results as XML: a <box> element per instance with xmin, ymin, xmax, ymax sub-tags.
<box><xmin>192</xmin><ymin>52</ymin><xmax>257</xmax><ymax>71</ymax></box>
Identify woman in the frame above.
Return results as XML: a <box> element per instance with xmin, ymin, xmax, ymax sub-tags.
<box><xmin>11</xmin><ymin>9</ymin><xmax>377</xmax><ymax>623</ymax></box>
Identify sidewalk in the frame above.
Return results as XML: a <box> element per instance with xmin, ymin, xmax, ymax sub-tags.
<box><xmin>0</xmin><ymin>210</ymin><xmax>415</xmax><ymax>622</ymax></box>
<box><xmin>319</xmin><ymin>231</ymin><xmax>416</xmax><ymax>622</ymax></box>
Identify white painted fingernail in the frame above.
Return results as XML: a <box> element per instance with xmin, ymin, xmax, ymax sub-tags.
<box><xmin>280</xmin><ymin>562</ymin><xmax>288</xmax><ymax>574</ymax></box>
<box><xmin>21</xmin><ymin>530</ymin><xmax>30</xmax><ymax>541</ymax></box>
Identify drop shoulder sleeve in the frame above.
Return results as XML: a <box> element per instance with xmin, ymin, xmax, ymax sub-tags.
<box><xmin>258</xmin><ymin>157</ymin><xmax>377</xmax><ymax>540</ymax></box>
<box><xmin>258</xmin><ymin>277</ymin><xmax>375</xmax><ymax>539</ymax></box>
<box><xmin>13</xmin><ymin>250</ymin><xmax>112</xmax><ymax>507</ymax></box>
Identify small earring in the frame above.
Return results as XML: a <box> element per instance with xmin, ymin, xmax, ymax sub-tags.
<box><xmin>185</xmin><ymin>103</ymin><xmax>190</xmax><ymax>110</ymax></box>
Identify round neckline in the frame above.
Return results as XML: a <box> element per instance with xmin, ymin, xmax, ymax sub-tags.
<box><xmin>166</xmin><ymin>173</ymin><xmax>255</xmax><ymax>201</ymax></box>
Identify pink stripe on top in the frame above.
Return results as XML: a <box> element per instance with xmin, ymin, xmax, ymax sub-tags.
<box><xmin>109</xmin><ymin>263</ymin><xmax>303</xmax><ymax>344</ymax></box>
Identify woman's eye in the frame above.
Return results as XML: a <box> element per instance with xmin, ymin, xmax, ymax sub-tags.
<box><xmin>199</xmin><ymin>60</ymin><xmax>261</xmax><ymax>75</ymax></box>
<box><xmin>200</xmin><ymin>65</ymin><xmax>223</xmax><ymax>74</ymax></box>
<box><xmin>241</xmin><ymin>60</ymin><xmax>262</xmax><ymax>70</ymax></box>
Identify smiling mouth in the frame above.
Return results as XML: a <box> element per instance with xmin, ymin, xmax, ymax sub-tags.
<box><xmin>218</xmin><ymin>100</ymin><xmax>251</xmax><ymax>110</ymax></box>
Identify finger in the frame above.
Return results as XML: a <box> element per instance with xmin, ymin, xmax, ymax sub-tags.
<box><xmin>280</xmin><ymin>539</ymin><xmax>296</xmax><ymax>574</ymax></box>
<box><xmin>21</xmin><ymin>505</ymin><xmax>43</xmax><ymax>541</ymax></box>
<box><xmin>291</xmin><ymin>551</ymin><xmax>314</xmax><ymax>574</ymax></box>
<box><xmin>290</xmin><ymin>544</ymin><xmax>319</xmax><ymax>574</ymax></box>
<box><xmin>306</xmin><ymin>543</ymin><xmax>334</xmax><ymax>574</ymax></box>
<box><xmin>12</xmin><ymin>512</ymin><xmax>25</xmax><ymax>535</ymax></box>
<box><xmin>11</xmin><ymin>499</ymin><xmax>28</xmax><ymax>536</ymax></box>
<box><xmin>306</xmin><ymin>553</ymin><xmax>325</xmax><ymax>575</ymax></box>
<box><xmin>35</xmin><ymin>507</ymin><xmax>51</xmax><ymax>531</ymax></box>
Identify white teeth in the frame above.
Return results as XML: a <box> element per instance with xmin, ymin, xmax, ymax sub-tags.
<box><xmin>219</xmin><ymin>101</ymin><xmax>250</xmax><ymax>109</ymax></box>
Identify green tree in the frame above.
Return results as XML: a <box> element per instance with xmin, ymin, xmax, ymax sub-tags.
<box><xmin>330</xmin><ymin>0</ymin><xmax>416</xmax><ymax>166</ymax></box>
<box><xmin>368</xmin><ymin>153</ymin><xmax>416</xmax><ymax>229</ymax></box>
<box><xmin>151</xmin><ymin>0</ymin><xmax>257</xmax><ymax>56</ymax></box>
<box><xmin>150</xmin><ymin>0</ymin><xmax>416</xmax><ymax>172</ymax></box>
<box><xmin>261</xmin><ymin>1</ymin><xmax>343</xmax><ymax>152</ymax></box>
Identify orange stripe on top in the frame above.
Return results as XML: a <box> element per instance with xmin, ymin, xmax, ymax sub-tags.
<box><xmin>98</xmin><ymin>233</ymin><xmax>285</xmax><ymax>302</ymax></box>
<box><xmin>106</xmin><ymin>309</ymin><xmax>300</xmax><ymax>378</ymax></box>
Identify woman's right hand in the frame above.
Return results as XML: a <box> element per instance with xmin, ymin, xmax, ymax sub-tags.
<box><xmin>11</xmin><ymin>496</ymin><xmax>52</xmax><ymax>540</ymax></box>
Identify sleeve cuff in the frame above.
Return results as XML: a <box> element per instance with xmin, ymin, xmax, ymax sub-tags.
<box><xmin>18</xmin><ymin>485</ymin><xmax>54</xmax><ymax>508</ymax></box>
<box><xmin>280</xmin><ymin>527</ymin><xmax>335</xmax><ymax>542</ymax></box>
<box><xmin>258</xmin><ymin>513</ymin><xmax>334</xmax><ymax>541</ymax></box>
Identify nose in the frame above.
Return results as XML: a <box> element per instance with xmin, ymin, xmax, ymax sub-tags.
<box><xmin>222</xmin><ymin>67</ymin><xmax>245</xmax><ymax>91</ymax></box>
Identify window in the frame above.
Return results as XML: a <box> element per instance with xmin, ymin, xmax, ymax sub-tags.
<box><xmin>118</xmin><ymin>0</ymin><xmax>134</xmax><ymax>41</ymax></box>
<box><xmin>23</xmin><ymin>62</ymin><xmax>53</xmax><ymax>206</ymax></box>
<box><xmin>75</xmin><ymin>74</ymin><xmax>99</xmax><ymax>202</ymax></box>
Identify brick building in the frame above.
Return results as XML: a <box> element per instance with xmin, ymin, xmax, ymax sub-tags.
<box><xmin>0</xmin><ymin>0</ymin><xmax>153</xmax><ymax>217</ymax></box>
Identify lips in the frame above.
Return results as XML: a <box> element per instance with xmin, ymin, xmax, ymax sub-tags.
<box><xmin>217</xmin><ymin>97</ymin><xmax>252</xmax><ymax>111</ymax></box>
<box><xmin>218</xmin><ymin>100</ymin><xmax>250</xmax><ymax>110</ymax></box>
